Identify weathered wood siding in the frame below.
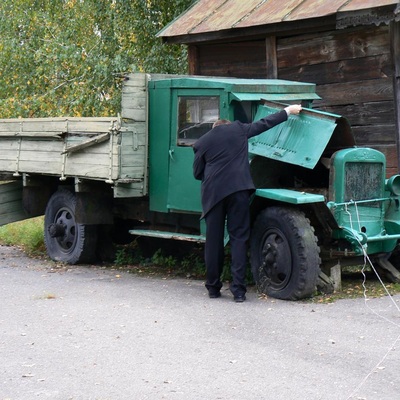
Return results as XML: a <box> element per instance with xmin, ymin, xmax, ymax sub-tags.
<box><xmin>190</xmin><ymin>40</ymin><xmax>267</xmax><ymax>78</ymax></box>
<box><xmin>188</xmin><ymin>24</ymin><xmax>398</xmax><ymax>176</ymax></box>
<box><xmin>119</xmin><ymin>73</ymin><xmax>149</xmax><ymax>196</ymax></box>
<box><xmin>0</xmin><ymin>181</ymin><xmax>25</xmax><ymax>226</ymax></box>
<box><xmin>277</xmin><ymin>25</ymin><xmax>397</xmax><ymax>176</ymax></box>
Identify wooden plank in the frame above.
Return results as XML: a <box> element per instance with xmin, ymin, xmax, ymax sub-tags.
<box><xmin>0</xmin><ymin>131</ymin><xmax>63</xmax><ymax>138</ymax></box>
<box><xmin>0</xmin><ymin>181</ymin><xmax>26</xmax><ymax>226</ymax></box>
<box><xmin>120</xmin><ymin>148</ymin><xmax>146</xmax><ymax>160</ymax></box>
<box><xmin>197</xmin><ymin>40</ymin><xmax>267</xmax><ymax>78</ymax></box>
<box><xmin>121</xmin><ymin>95</ymin><xmax>146</xmax><ymax>110</ymax></box>
<box><xmin>277</xmin><ymin>25</ymin><xmax>390</xmax><ymax>68</ymax></box>
<box><xmin>121</xmin><ymin>108</ymin><xmax>147</xmax><ymax>121</ymax></box>
<box><xmin>62</xmin><ymin>132</ymin><xmax>110</xmax><ymax>155</ymax></box>
<box><xmin>188</xmin><ymin>45</ymin><xmax>200</xmax><ymax>75</ymax></box>
<box><xmin>352</xmin><ymin>124</ymin><xmax>396</xmax><ymax>144</ymax></box>
<box><xmin>0</xmin><ymin>117</ymin><xmax>117</xmax><ymax>134</ymax></box>
<box><xmin>121</xmin><ymin>73</ymin><xmax>148</xmax><ymax>121</ymax></box>
<box><xmin>123</xmin><ymin>73</ymin><xmax>147</xmax><ymax>87</ymax></box>
<box><xmin>314</xmin><ymin>79</ymin><xmax>393</xmax><ymax>107</ymax></box>
<box><xmin>316</xmin><ymin>102</ymin><xmax>395</xmax><ymax>127</ymax></box>
<box><xmin>120</xmin><ymin>135</ymin><xmax>147</xmax><ymax>147</ymax></box>
<box><xmin>373</xmin><ymin>144</ymin><xmax>398</xmax><ymax>178</ymax></box>
<box><xmin>265</xmin><ymin>36</ymin><xmax>277</xmax><ymax>78</ymax></box>
<box><xmin>279</xmin><ymin>54</ymin><xmax>392</xmax><ymax>85</ymax></box>
<box><xmin>0</xmin><ymin>160</ymin><xmax>19</xmax><ymax>172</ymax></box>
<box><xmin>19</xmin><ymin>150</ymin><xmax>62</xmax><ymax>163</ymax></box>
<box><xmin>113</xmin><ymin>182</ymin><xmax>145</xmax><ymax>198</ymax></box>
<box><xmin>0</xmin><ymin>145</ymin><xmax>119</xmax><ymax>180</ymax></box>
<box><xmin>120</xmin><ymin>76</ymin><xmax>149</xmax><ymax>195</ymax></box>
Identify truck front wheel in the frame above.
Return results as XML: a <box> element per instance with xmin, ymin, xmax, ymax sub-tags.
<box><xmin>250</xmin><ymin>206</ymin><xmax>320</xmax><ymax>300</ymax></box>
<box><xmin>44</xmin><ymin>189</ymin><xmax>97</xmax><ymax>264</ymax></box>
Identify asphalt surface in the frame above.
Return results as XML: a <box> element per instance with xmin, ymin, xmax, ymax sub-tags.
<box><xmin>1</xmin><ymin>245</ymin><xmax>400</xmax><ymax>400</ymax></box>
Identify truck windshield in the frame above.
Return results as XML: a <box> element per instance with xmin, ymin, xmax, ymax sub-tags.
<box><xmin>177</xmin><ymin>96</ymin><xmax>219</xmax><ymax>146</ymax></box>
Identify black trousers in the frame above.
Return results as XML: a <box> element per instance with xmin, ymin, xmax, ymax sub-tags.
<box><xmin>204</xmin><ymin>190</ymin><xmax>250</xmax><ymax>297</ymax></box>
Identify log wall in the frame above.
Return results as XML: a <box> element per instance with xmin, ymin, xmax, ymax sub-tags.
<box><xmin>188</xmin><ymin>24</ymin><xmax>399</xmax><ymax>176</ymax></box>
<box><xmin>192</xmin><ymin>40</ymin><xmax>267</xmax><ymax>78</ymax></box>
<box><xmin>277</xmin><ymin>25</ymin><xmax>398</xmax><ymax>176</ymax></box>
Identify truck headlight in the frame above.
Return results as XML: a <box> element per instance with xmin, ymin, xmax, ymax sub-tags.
<box><xmin>385</xmin><ymin>175</ymin><xmax>400</xmax><ymax>196</ymax></box>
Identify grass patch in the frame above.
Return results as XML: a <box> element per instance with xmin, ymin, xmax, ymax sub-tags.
<box><xmin>309</xmin><ymin>267</ymin><xmax>400</xmax><ymax>304</ymax></box>
<box><xmin>1</xmin><ymin>219</ymin><xmax>400</xmax><ymax>303</ymax></box>
<box><xmin>0</xmin><ymin>216</ymin><xmax>46</xmax><ymax>256</ymax></box>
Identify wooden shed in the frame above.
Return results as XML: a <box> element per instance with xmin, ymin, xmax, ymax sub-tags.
<box><xmin>158</xmin><ymin>0</ymin><xmax>400</xmax><ymax>176</ymax></box>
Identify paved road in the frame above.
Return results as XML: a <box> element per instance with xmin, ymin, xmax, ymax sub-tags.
<box><xmin>0</xmin><ymin>245</ymin><xmax>400</xmax><ymax>400</ymax></box>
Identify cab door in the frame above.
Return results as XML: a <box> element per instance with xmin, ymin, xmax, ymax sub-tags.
<box><xmin>167</xmin><ymin>90</ymin><xmax>222</xmax><ymax>213</ymax></box>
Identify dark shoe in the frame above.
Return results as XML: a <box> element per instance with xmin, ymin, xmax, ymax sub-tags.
<box><xmin>234</xmin><ymin>295</ymin><xmax>246</xmax><ymax>303</ymax></box>
<box><xmin>209</xmin><ymin>291</ymin><xmax>221</xmax><ymax>299</ymax></box>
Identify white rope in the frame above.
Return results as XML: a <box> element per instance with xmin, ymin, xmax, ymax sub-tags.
<box><xmin>343</xmin><ymin>201</ymin><xmax>400</xmax><ymax>399</ymax></box>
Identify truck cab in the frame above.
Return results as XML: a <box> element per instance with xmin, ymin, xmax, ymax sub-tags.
<box><xmin>147</xmin><ymin>76</ymin><xmax>321</xmax><ymax>216</ymax></box>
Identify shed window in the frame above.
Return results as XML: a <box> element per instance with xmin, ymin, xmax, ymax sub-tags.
<box><xmin>177</xmin><ymin>96</ymin><xmax>219</xmax><ymax>146</ymax></box>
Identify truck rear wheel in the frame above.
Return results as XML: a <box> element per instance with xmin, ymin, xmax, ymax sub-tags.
<box><xmin>250</xmin><ymin>206</ymin><xmax>320</xmax><ymax>300</ymax></box>
<box><xmin>44</xmin><ymin>189</ymin><xmax>97</xmax><ymax>264</ymax></box>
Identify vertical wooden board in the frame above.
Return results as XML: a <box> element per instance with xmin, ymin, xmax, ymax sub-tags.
<box><xmin>0</xmin><ymin>181</ymin><xmax>26</xmax><ymax>226</ymax></box>
<box><xmin>119</xmin><ymin>128</ymin><xmax>146</xmax><ymax>180</ymax></box>
<box><xmin>118</xmin><ymin>118</ymin><xmax>148</xmax><ymax>193</ymax></box>
<box><xmin>188</xmin><ymin>45</ymin><xmax>200</xmax><ymax>75</ymax></box>
<box><xmin>375</xmin><ymin>144</ymin><xmax>398</xmax><ymax>177</ymax></box>
<box><xmin>197</xmin><ymin>40</ymin><xmax>267</xmax><ymax>78</ymax></box>
<box><xmin>122</xmin><ymin>73</ymin><xmax>148</xmax><ymax>120</ymax></box>
<box><xmin>265</xmin><ymin>36</ymin><xmax>277</xmax><ymax>78</ymax></box>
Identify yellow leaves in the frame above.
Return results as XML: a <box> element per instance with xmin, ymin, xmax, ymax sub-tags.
<box><xmin>65</xmin><ymin>0</ymin><xmax>77</xmax><ymax>9</ymax></box>
<box><xmin>129</xmin><ymin>33</ymin><xmax>137</xmax><ymax>43</ymax></box>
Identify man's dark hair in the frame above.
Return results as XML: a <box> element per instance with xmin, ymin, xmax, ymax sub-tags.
<box><xmin>212</xmin><ymin>119</ymin><xmax>231</xmax><ymax>128</ymax></box>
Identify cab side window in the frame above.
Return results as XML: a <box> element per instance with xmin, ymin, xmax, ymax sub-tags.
<box><xmin>177</xmin><ymin>96</ymin><xmax>219</xmax><ymax>146</ymax></box>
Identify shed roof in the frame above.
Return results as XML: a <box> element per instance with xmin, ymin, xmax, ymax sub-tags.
<box><xmin>158</xmin><ymin>0</ymin><xmax>400</xmax><ymax>43</ymax></box>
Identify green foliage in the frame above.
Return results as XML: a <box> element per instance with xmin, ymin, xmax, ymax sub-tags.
<box><xmin>0</xmin><ymin>216</ymin><xmax>45</xmax><ymax>255</ymax></box>
<box><xmin>0</xmin><ymin>0</ymin><xmax>194</xmax><ymax>118</ymax></box>
<box><xmin>151</xmin><ymin>248</ymin><xmax>176</xmax><ymax>269</ymax></box>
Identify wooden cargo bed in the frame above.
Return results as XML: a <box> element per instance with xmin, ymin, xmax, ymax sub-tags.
<box><xmin>0</xmin><ymin>73</ymin><xmax>151</xmax><ymax>198</ymax></box>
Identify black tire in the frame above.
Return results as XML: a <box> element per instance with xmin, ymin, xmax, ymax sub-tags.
<box><xmin>44</xmin><ymin>189</ymin><xmax>97</xmax><ymax>264</ymax></box>
<box><xmin>250</xmin><ymin>206</ymin><xmax>320</xmax><ymax>300</ymax></box>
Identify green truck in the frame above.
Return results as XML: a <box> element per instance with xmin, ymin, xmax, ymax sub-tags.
<box><xmin>1</xmin><ymin>72</ymin><xmax>400</xmax><ymax>300</ymax></box>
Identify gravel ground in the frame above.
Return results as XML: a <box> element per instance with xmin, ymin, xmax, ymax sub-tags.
<box><xmin>1</xmin><ymin>245</ymin><xmax>400</xmax><ymax>400</ymax></box>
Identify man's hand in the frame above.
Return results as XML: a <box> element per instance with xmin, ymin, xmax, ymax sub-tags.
<box><xmin>284</xmin><ymin>104</ymin><xmax>302</xmax><ymax>115</ymax></box>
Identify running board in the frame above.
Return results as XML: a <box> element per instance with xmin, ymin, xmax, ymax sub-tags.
<box><xmin>129</xmin><ymin>229</ymin><xmax>206</xmax><ymax>243</ymax></box>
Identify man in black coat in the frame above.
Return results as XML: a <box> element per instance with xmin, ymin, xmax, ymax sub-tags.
<box><xmin>193</xmin><ymin>104</ymin><xmax>302</xmax><ymax>302</ymax></box>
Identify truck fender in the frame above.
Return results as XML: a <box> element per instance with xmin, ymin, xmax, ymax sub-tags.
<box><xmin>254</xmin><ymin>188</ymin><xmax>325</xmax><ymax>205</ymax></box>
